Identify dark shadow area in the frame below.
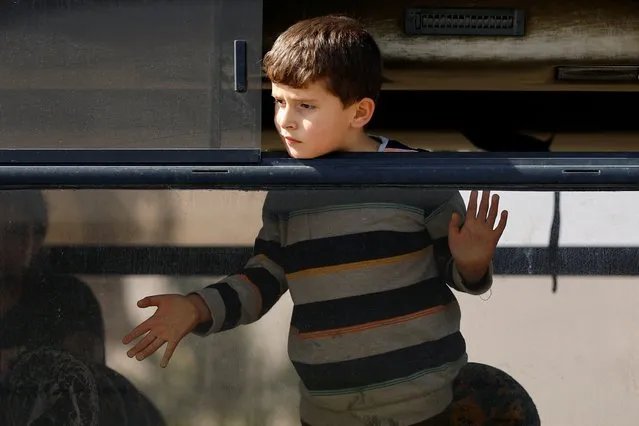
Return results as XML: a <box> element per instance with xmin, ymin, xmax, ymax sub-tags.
<box><xmin>262</xmin><ymin>90</ymin><xmax>639</xmax><ymax>134</ymax></box>
<box><xmin>43</xmin><ymin>245</ymin><xmax>639</xmax><ymax>277</ymax></box>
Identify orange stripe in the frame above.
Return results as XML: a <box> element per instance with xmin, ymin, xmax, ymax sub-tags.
<box><xmin>286</xmin><ymin>248</ymin><xmax>428</xmax><ymax>280</ymax></box>
<box><xmin>297</xmin><ymin>302</ymin><xmax>455</xmax><ymax>340</ymax></box>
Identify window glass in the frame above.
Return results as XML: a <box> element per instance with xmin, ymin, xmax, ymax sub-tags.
<box><xmin>0</xmin><ymin>188</ymin><xmax>633</xmax><ymax>425</ymax></box>
<box><xmin>0</xmin><ymin>0</ymin><xmax>262</xmax><ymax>149</ymax></box>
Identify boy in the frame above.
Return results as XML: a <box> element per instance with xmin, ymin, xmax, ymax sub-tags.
<box><xmin>123</xmin><ymin>15</ymin><xmax>538</xmax><ymax>426</ymax></box>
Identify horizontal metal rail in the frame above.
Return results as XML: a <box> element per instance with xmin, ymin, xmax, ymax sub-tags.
<box><xmin>0</xmin><ymin>152</ymin><xmax>637</xmax><ymax>190</ymax></box>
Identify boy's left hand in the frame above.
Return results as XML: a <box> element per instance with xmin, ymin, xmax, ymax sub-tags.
<box><xmin>448</xmin><ymin>190</ymin><xmax>508</xmax><ymax>282</ymax></box>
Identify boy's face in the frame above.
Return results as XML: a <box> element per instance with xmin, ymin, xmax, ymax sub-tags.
<box><xmin>272</xmin><ymin>81</ymin><xmax>376</xmax><ymax>159</ymax></box>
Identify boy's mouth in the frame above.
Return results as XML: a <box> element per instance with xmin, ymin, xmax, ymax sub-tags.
<box><xmin>282</xmin><ymin>136</ymin><xmax>302</xmax><ymax>145</ymax></box>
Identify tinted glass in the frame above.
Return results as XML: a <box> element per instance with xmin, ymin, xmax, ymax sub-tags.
<box><xmin>0</xmin><ymin>188</ymin><xmax>632</xmax><ymax>425</ymax></box>
<box><xmin>0</xmin><ymin>0</ymin><xmax>262</xmax><ymax>149</ymax></box>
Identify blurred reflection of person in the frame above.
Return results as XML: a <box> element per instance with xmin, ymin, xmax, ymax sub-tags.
<box><xmin>0</xmin><ymin>190</ymin><xmax>166</xmax><ymax>426</ymax></box>
<box><xmin>0</xmin><ymin>190</ymin><xmax>105</xmax><ymax>378</ymax></box>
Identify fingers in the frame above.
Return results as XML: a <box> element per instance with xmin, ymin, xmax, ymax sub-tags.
<box><xmin>160</xmin><ymin>341</ymin><xmax>179</xmax><ymax>369</ymax></box>
<box><xmin>122</xmin><ymin>321</ymin><xmax>151</xmax><ymax>345</ymax></box>
<box><xmin>494</xmin><ymin>210</ymin><xmax>509</xmax><ymax>241</ymax></box>
<box><xmin>466</xmin><ymin>190</ymin><xmax>478</xmax><ymax>219</ymax></box>
<box><xmin>137</xmin><ymin>295</ymin><xmax>162</xmax><ymax>308</ymax></box>
<box><xmin>486</xmin><ymin>193</ymin><xmax>500</xmax><ymax>227</ymax></box>
<box><xmin>135</xmin><ymin>337</ymin><xmax>167</xmax><ymax>362</ymax></box>
<box><xmin>126</xmin><ymin>332</ymin><xmax>156</xmax><ymax>358</ymax></box>
<box><xmin>477</xmin><ymin>190</ymin><xmax>490</xmax><ymax>221</ymax></box>
<box><xmin>474</xmin><ymin>191</ymin><xmax>504</xmax><ymax>227</ymax></box>
<box><xmin>123</xmin><ymin>294</ymin><xmax>183</xmax><ymax>368</ymax></box>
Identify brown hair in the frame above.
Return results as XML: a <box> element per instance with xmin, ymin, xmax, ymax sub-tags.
<box><xmin>263</xmin><ymin>15</ymin><xmax>383</xmax><ymax>107</ymax></box>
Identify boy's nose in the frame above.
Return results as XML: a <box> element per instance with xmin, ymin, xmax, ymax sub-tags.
<box><xmin>276</xmin><ymin>108</ymin><xmax>296</xmax><ymax>130</ymax></box>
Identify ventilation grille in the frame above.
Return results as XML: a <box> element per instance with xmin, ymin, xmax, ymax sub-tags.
<box><xmin>404</xmin><ymin>8</ymin><xmax>526</xmax><ymax>36</ymax></box>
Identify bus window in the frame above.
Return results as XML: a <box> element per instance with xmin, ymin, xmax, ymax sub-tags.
<box><xmin>0</xmin><ymin>187</ymin><xmax>635</xmax><ymax>426</ymax></box>
<box><xmin>0</xmin><ymin>0</ymin><xmax>262</xmax><ymax>150</ymax></box>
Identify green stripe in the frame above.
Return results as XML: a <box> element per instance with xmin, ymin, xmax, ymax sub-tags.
<box><xmin>288</xmin><ymin>203</ymin><xmax>424</xmax><ymax>219</ymax></box>
<box><xmin>307</xmin><ymin>359</ymin><xmax>465</xmax><ymax>397</ymax></box>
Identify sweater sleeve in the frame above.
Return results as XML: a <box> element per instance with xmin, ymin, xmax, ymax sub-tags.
<box><xmin>191</xmin><ymin>195</ymin><xmax>288</xmax><ymax>335</ymax></box>
<box><xmin>426</xmin><ymin>191</ymin><xmax>493</xmax><ymax>295</ymax></box>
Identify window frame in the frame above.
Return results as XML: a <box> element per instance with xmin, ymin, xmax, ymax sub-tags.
<box><xmin>0</xmin><ymin>151</ymin><xmax>637</xmax><ymax>190</ymax></box>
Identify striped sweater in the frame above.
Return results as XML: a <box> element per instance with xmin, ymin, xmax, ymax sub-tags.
<box><xmin>194</xmin><ymin>138</ymin><xmax>493</xmax><ymax>426</ymax></box>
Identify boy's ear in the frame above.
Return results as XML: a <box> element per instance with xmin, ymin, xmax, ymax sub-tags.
<box><xmin>350</xmin><ymin>97</ymin><xmax>376</xmax><ymax>129</ymax></box>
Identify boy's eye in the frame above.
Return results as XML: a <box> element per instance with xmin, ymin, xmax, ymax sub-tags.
<box><xmin>273</xmin><ymin>98</ymin><xmax>284</xmax><ymax>105</ymax></box>
<box><xmin>300</xmin><ymin>103</ymin><xmax>315</xmax><ymax>110</ymax></box>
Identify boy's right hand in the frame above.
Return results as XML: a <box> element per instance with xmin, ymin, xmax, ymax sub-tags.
<box><xmin>122</xmin><ymin>294</ymin><xmax>207</xmax><ymax>368</ymax></box>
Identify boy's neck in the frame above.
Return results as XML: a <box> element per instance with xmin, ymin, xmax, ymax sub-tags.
<box><xmin>341</xmin><ymin>132</ymin><xmax>380</xmax><ymax>153</ymax></box>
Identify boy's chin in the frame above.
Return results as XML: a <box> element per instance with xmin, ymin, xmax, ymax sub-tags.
<box><xmin>285</xmin><ymin>146</ymin><xmax>319</xmax><ymax>160</ymax></box>
<box><xmin>285</xmin><ymin>144</ymin><xmax>340</xmax><ymax>159</ymax></box>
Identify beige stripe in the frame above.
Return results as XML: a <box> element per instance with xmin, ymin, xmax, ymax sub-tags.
<box><xmin>191</xmin><ymin>287</ymin><xmax>227</xmax><ymax>335</ymax></box>
<box><xmin>300</xmin><ymin>386</ymin><xmax>451</xmax><ymax>426</ymax></box>
<box><xmin>299</xmin><ymin>354</ymin><xmax>466</xmax><ymax>416</ymax></box>
<box><xmin>287</xmin><ymin>248</ymin><xmax>438</xmax><ymax>305</ymax></box>
<box><xmin>383</xmin><ymin>147</ymin><xmax>418</xmax><ymax>152</ymax></box>
<box><xmin>289</xmin><ymin>302</ymin><xmax>461</xmax><ymax>364</ymax></box>
<box><xmin>284</xmin><ymin>205</ymin><xmax>425</xmax><ymax>246</ymax></box>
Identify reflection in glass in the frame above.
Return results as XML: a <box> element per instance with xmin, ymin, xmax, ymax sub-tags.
<box><xmin>0</xmin><ymin>190</ymin><xmax>164</xmax><ymax>425</ymax></box>
<box><xmin>1</xmin><ymin>188</ymin><xmax>637</xmax><ymax>425</ymax></box>
<box><xmin>0</xmin><ymin>190</ymin><xmax>104</xmax><ymax>373</ymax></box>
